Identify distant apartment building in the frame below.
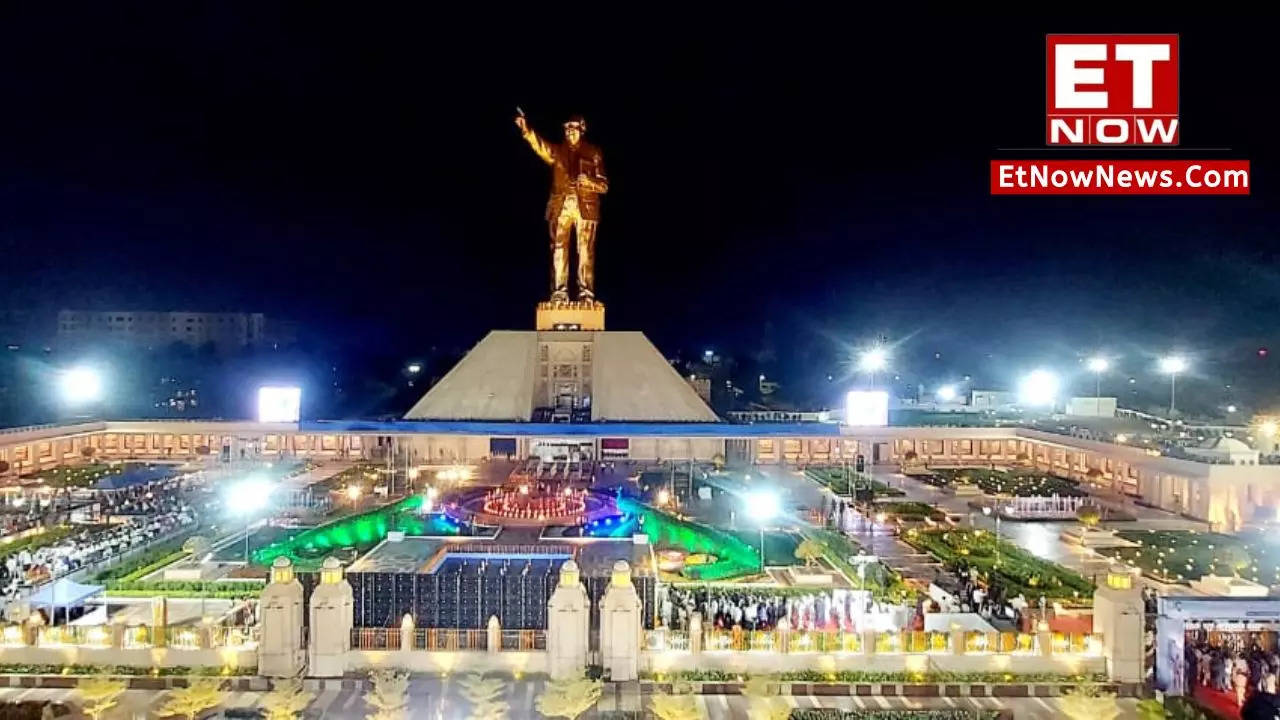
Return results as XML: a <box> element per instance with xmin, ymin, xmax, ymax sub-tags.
<box><xmin>56</xmin><ymin>310</ymin><xmax>287</xmax><ymax>351</ymax></box>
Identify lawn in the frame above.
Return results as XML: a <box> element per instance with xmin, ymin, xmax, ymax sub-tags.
<box><xmin>25</xmin><ymin>463</ymin><xmax>121</xmax><ymax>488</ymax></box>
<box><xmin>801</xmin><ymin>527</ymin><xmax>915</xmax><ymax>603</ymax></box>
<box><xmin>1096</xmin><ymin>529</ymin><xmax>1280</xmax><ymax>585</ymax></box>
<box><xmin>904</xmin><ymin>528</ymin><xmax>1094</xmax><ymax>603</ymax></box>
<box><xmin>617</xmin><ymin>497</ymin><xmax>761</xmax><ymax>581</ymax></box>
<box><xmin>875</xmin><ymin>502</ymin><xmax>945</xmax><ymax>522</ymax></box>
<box><xmin>805</xmin><ymin>468</ymin><xmax>905</xmax><ymax>497</ymax></box>
<box><xmin>252</xmin><ymin>495</ymin><xmax>468</xmax><ymax>570</ymax></box>
<box><xmin>917</xmin><ymin>468</ymin><xmax>1084</xmax><ymax>498</ymax></box>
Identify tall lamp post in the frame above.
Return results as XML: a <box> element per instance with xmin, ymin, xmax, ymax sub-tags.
<box><xmin>228</xmin><ymin>478</ymin><xmax>271</xmax><ymax>564</ymax></box>
<box><xmin>1087</xmin><ymin>357</ymin><xmax>1109</xmax><ymax>415</ymax></box>
<box><xmin>746</xmin><ymin>490</ymin><xmax>780</xmax><ymax>574</ymax></box>
<box><xmin>982</xmin><ymin>505</ymin><xmax>1001</xmax><ymax>567</ymax></box>
<box><xmin>1160</xmin><ymin>356</ymin><xmax>1187</xmax><ymax>417</ymax></box>
<box><xmin>859</xmin><ymin>347</ymin><xmax>889</xmax><ymax>388</ymax></box>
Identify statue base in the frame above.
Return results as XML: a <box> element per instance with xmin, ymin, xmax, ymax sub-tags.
<box><xmin>537</xmin><ymin>299</ymin><xmax>605</xmax><ymax>331</ymax></box>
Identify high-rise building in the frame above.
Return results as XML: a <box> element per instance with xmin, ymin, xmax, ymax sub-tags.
<box><xmin>56</xmin><ymin>310</ymin><xmax>280</xmax><ymax>351</ymax></box>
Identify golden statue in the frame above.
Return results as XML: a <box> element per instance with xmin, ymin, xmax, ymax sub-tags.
<box><xmin>515</xmin><ymin>112</ymin><xmax>609</xmax><ymax>304</ymax></box>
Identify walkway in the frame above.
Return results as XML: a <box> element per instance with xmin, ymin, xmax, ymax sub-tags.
<box><xmin>0</xmin><ymin>683</ymin><xmax>1144</xmax><ymax>719</ymax></box>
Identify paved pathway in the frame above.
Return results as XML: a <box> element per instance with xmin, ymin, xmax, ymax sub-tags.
<box><xmin>0</xmin><ymin>684</ymin><xmax>1143</xmax><ymax>719</ymax></box>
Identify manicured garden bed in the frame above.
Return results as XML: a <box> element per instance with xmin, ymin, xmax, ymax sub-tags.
<box><xmin>875</xmin><ymin>502</ymin><xmax>945</xmax><ymax>522</ymax></box>
<box><xmin>805</xmin><ymin>468</ymin><xmax>905</xmax><ymax>497</ymax></box>
<box><xmin>1096</xmin><ymin>528</ymin><xmax>1280</xmax><ymax>585</ymax></box>
<box><xmin>800</xmin><ymin>528</ymin><xmax>915</xmax><ymax>603</ymax></box>
<box><xmin>641</xmin><ymin>669</ymin><xmax>1106</xmax><ymax>684</ymax></box>
<box><xmin>903</xmin><ymin>528</ymin><xmax>1094</xmax><ymax>602</ymax></box>
<box><xmin>617</xmin><ymin>497</ymin><xmax>761</xmax><ymax>580</ymax></box>
<box><xmin>918</xmin><ymin>469</ymin><xmax>1083</xmax><ymax>498</ymax></box>
<box><xmin>0</xmin><ymin>525</ymin><xmax>96</xmax><ymax>563</ymax></box>
<box><xmin>24</xmin><ymin>463</ymin><xmax>120</xmax><ymax>487</ymax></box>
<box><xmin>791</xmin><ymin>711</ymin><xmax>1000</xmax><ymax>720</ymax></box>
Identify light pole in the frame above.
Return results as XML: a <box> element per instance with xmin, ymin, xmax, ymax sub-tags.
<box><xmin>1017</xmin><ymin>370</ymin><xmax>1060</xmax><ymax>411</ymax></box>
<box><xmin>982</xmin><ymin>506</ymin><xmax>1000</xmax><ymax>567</ymax></box>
<box><xmin>1087</xmin><ymin>357</ymin><xmax>1108</xmax><ymax>415</ymax></box>
<box><xmin>228</xmin><ymin>478</ymin><xmax>271</xmax><ymax>564</ymax></box>
<box><xmin>746</xmin><ymin>490</ymin><xmax>780</xmax><ymax>574</ymax></box>
<box><xmin>859</xmin><ymin>347</ymin><xmax>888</xmax><ymax>388</ymax></box>
<box><xmin>1160</xmin><ymin>356</ymin><xmax>1187</xmax><ymax>417</ymax></box>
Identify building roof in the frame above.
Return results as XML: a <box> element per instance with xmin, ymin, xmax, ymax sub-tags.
<box><xmin>304</xmin><ymin>419</ymin><xmax>842</xmax><ymax>438</ymax></box>
<box><xmin>402</xmin><ymin>330</ymin><xmax>719</xmax><ymax>423</ymax></box>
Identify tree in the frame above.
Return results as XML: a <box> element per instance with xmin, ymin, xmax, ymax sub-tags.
<box><xmin>82</xmin><ymin>446</ymin><xmax>97</xmax><ymax>459</ymax></box>
<box><xmin>742</xmin><ymin>676</ymin><xmax>790</xmax><ymax>720</ymax></box>
<box><xmin>259</xmin><ymin>678</ymin><xmax>314</xmax><ymax>720</ymax></box>
<box><xmin>158</xmin><ymin>678</ymin><xmax>226</xmax><ymax>720</ymax></box>
<box><xmin>535</xmin><ymin>677</ymin><xmax>601</xmax><ymax>719</ymax></box>
<box><xmin>649</xmin><ymin>689</ymin><xmax>703</xmax><ymax>720</ymax></box>
<box><xmin>793</xmin><ymin>539</ymin><xmax>824</xmax><ymax>568</ymax></box>
<box><xmin>458</xmin><ymin>674</ymin><xmax>508</xmax><ymax>720</ymax></box>
<box><xmin>364</xmin><ymin>670</ymin><xmax>409</xmax><ymax>720</ymax></box>
<box><xmin>903</xmin><ymin>450</ymin><xmax>919</xmax><ymax>464</ymax></box>
<box><xmin>78</xmin><ymin>673</ymin><xmax>127</xmax><ymax>720</ymax></box>
<box><xmin>1059</xmin><ymin>683</ymin><xmax>1120</xmax><ymax>720</ymax></box>
<box><xmin>710</xmin><ymin>454</ymin><xmax>726</xmax><ymax>471</ymax></box>
<box><xmin>1076</xmin><ymin>504</ymin><xmax>1102</xmax><ymax>528</ymax></box>
<box><xmin>1135</xmin><ymin>698</ymin><xmax>1166</xmax><ymax>720</ymax></box>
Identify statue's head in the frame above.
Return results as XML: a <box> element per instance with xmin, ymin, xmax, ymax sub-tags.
<box><xmin>563</xmin><ymin>115</ymin><xmax>587</xmax><ymax>146</ymax></box>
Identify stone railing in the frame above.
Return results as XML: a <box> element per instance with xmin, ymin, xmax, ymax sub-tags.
<box><xmin>1</xmin><ymin>623</ymin><xmax>257</xmax><ymax>651</ymax></box>
<box><xmin>644</xmin><ymin>627</ymin><xmax>1101</xmax><ymax>658</ymax></box>
<box><xmin>349</xmin><ymin>627</ymin><xmax>545</xmax><ymax>652</ymax></box>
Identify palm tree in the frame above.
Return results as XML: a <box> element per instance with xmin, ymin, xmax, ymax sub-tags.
<box><xmin>78</xmin><ymin>673</ymin><xmax>127</xmax><ymax>720</ymax></box>
<box><xmin>793</xmin><ymin>539</ymin><xmax>824</xmax><ymax>568</ymax></box>
<box><xmin>157</xmin><ymin>678</ymin><xmax>226</xmax><ymax>720</ymax></box>
<box><xmin>535</xmin><ymin>677</ymin><xmax>601</xmax><ymax>719</ymax></box>
<box><xmin>259</xmin><ymin>678</ymin><xmax>315</xmax><ymax>720</ymax></box>
<box><xmin>364</xmin><ymin>670</ymin><xmax>409</xmax><ymax>720</ymax></box>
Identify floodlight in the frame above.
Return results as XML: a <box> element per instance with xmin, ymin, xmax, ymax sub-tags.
<box><xmin>227</xmin><ymin>478</ymin><xmax>271</xmax><ymax>515</ymax></box>
<box><xmin>59</xmin><ymin>367</ymin><xmax>102</xmax><ymax>404</ymax></box>
<box><xmin>859</xmin><ymin>347</ymin><xmax>888</xmax><ymax>373</ymax></box>
<box><xmin>1017</xmin><ymin>370</ymin><xmax>1060</xmax><ymax>407</ymax></box>
<box><xmin>936</xmin><ymin>384</ymin><xmax>957</xmax><ymax>402</ymax></box>
<box><xmin>745</xmin><ymin>490</ymin><xmax>780</xmax><ymax>521</ymax></box>
<box><xmin>1087</xmin><ymin>357</ymin><xmax>1109</xmax><ymax>373</ymax></box>
<box><xmin>1160</xmin><ymin>356</ymin><xmax>1187</xmax><ymax>374</ymax></box>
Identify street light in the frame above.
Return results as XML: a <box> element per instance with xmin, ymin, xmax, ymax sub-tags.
<box><xmin>859</xmin><ymin>347</ymin><xmax>888</xmax><ymax>386</ymax></box>
<box><xmin>1087</xmin><ymin>357</ymin><xmax>1109</xmax><ymax>415</ymax></box>
<box><xmin>982</xmin><ymin>505</ymin><xmax>1001</xmax><ymax>567</ymax></box>
<box><xmin>227</xmin><ymin>478</ymin><xmax>272</xmax><ymax>564</ymax></box>
<box><xmin>936</xmin><ymin>384</ymin><xmax>957</xmax><ymax>403</ymax></box>
<box><xmin>745</xmin><ymin>490</ymin><xmax>780</xmax><ymax>573</ymax></box>
<box><xmin>1017</xmin><ymin>370</ymin><xmax>1060</xmax><ymax>409</ymax></box>
<box><xmin>1160</xmin><ymin>356</ymin><xmax>1187</xmax><ymax>416</ymax></box>
<box><xmin>59</xmin><ymin>367</ymin><xmax>103</xmax><ymax>405</ymax></box>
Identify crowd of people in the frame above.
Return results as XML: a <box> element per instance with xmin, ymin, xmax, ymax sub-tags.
<box><xmin>0</xmin><ymin>483</ymin><xmax>198</xmax><ymax>611</ymax></box>
<box><xmin>659</xmin><ymin>586</ymin><xmax>911</xmax><ymax>633</ymax></box>
<box><xmin>1187</xmin><ymin>630</ymin><xmax>1280</xmax><ymax>710</ymax></box>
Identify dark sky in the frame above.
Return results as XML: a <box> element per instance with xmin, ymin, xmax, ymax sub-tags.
<box><xmin>0</xmin><ymin>9</ymin><xmax>1276</xmax><ymax>401</ymax></box>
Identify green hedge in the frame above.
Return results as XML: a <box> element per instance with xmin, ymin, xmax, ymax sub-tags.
<box><xmin>0</xmin><ymin>526</ymin><xmax>89</xmax><ymax>563</ymax></box>
<box><xmin>788</xmin><ymin>707</ymin><xmax>998</xmax><ymax>712</ymax></box>
<box><xmin>904</xmin><ymin>529</ymin><xmax>1094</xmax><ymax>602</ymax></box>
<box><xmin>106</xmin><ymin>580</ymin><xmax>263</xmax><ymax>599</ymax></box>
<box><xmin>0</xmin><ymin>664</ymin><xmax>244</xmax><ymax>676</ymax></box>
<box><xmin>641</xmin><ymin>669</ymin><xmax>1106</xmax><ymax>684</ymax></box>
<box><xmin>96</xmin><ymin>543</ymin><xmax>192</xmax><ymax>586</ymax></box>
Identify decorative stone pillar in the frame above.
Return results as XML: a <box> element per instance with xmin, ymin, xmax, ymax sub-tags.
<box><xmin>950</xmin><ymin>625</ymin><xmax>965</xmax><ymax>655</ymax></box>
<box><xmin>1037</xmin><ymin>622</ymin><xmax>1053</xmax><ymax>658</ymax></box>
<box><xmin>487</xmin><ymin>615</ymin><xmax>501</xmax><ymax>655</ymax></box>
<box><xmin>599</xmin><ymin>560</ymin><xmax>642</xmax><ymax>682</ymax></box>
<box><xmin>400</xmin><ymin>614</ymin><xmax>415</xmax><ymax>655</ymax></box>
<box><xmin>110</xmin><ymin>620</ymin><xmax>125</xmax><ymax>649</ymax></box>
<box><xmin>546</xmin><ymin>559</ymin><xmax>590</xmax><ymax>679</ymax></box>
<box><xmin>775</xmin><ymin>616</ymin><xmax>790</xmax><ymax>654</ymax></box>
<box><xmin>862</xmin><ymin>629</ymin><xmax>876</xmax><ymax>657</ymax></box>
<box><xmin>258</xmin><ymin>556</ymin><xmax>305</xmax><ymax>677</ymax></box>
<box><xmin>308</xmin><ymin>556</ymin><xmax>354</xmax><ymax>678</ymax></box>
<box><xmin>689</xmin><ymin>613</ymin><xmax>702</xmax><ymax>655</ymax></box>
<box><xmin>1093</xmin><ymin>569</ymin><xmax>1145</xmax><ymax>683</ymax></box>
<box><xmin>150</xmin><ymin>596</ymin><xmax>168</xmax><ymax>648</ymax></box>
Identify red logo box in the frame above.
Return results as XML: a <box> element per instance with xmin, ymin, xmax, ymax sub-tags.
<box><xmin>1046</xmin><ymin>34</ymin><xmax>1179</xmax><ymax>145</ymax></box>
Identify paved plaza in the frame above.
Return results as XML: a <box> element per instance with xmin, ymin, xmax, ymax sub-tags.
<box><xmin>0</xmin><ymin>683</ymin><xmax>1144</xmax><ymax>719</ymax></box>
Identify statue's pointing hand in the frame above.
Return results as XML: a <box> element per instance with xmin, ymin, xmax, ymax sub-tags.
<box><xmin>515</xmin><ymin>115</ymin><xmax>528</xmax><ymax>133</ymax></box>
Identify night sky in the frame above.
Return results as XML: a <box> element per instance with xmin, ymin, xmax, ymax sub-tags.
<box><xmin>0</xmin><ymin>10</ymin><xmax>1276</xmax><ymax>411</ymax></box>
